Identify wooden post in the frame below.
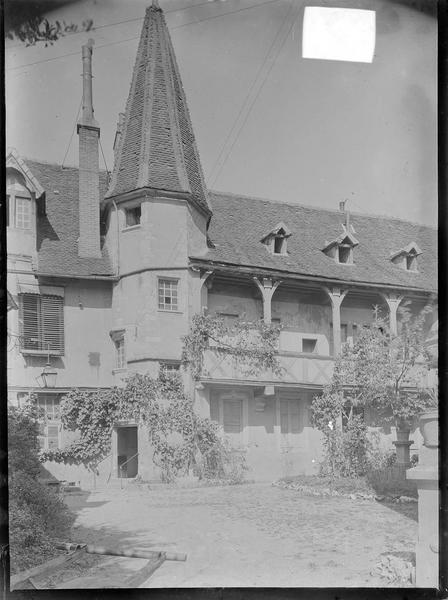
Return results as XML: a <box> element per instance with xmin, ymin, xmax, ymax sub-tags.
<box><xmin>380</xmin><ymin>292</ymin><xmax>404</xmax><ymax>336</ymax></box>
<box><xmin>253</xmin><ymin>277</ymin><xmax>282</xmax><ymax>324</ymax></box>
<box><xmin>323</xmin><ymin>286</ymin><xmax>348</xmax><ymax>355</ymax></box>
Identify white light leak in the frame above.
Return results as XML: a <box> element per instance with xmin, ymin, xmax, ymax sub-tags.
<box><xmin>302</xmin><ymin>7</ymin><xmax>376</xmax><ymax>64</ymax></box>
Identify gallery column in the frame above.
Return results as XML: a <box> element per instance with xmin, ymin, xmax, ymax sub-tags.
<box><xmin>380</xmin><ymin>292</ymin><xmax>404</xmax><ymax>336</ymax></box>
<box><xmin>253</xmin><ymin>277</ymin><xmax>282</xmax><ymax>324</ymax></box>
<box><xmin>324</xmin><ymin>286</ymin><xmax>348</xmax><ymax>355</ymax></box>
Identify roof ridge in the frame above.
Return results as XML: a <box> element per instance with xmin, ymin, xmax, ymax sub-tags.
<box><xmin>209</xmin><ymin>189</ymin><xmax>437</xmax><ymax>231</ymax></box>
<box><xmin>24</xmin><ymin>157</ymin><xmax>109</xmax><ymax>175</ymax></box>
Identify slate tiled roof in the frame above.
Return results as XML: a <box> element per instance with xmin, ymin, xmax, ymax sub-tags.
<box><xmin>26</xmin><ymin>160</ymin><xmax>115</xmax><ymax>277</ymax></box>
<box><xmin>105</xmin><ymin>4</ymin><xmax>211</xmax><ymax>216</ymax></box>
<box><xmin>192</xmin><ymin>192</ymin><xmax>437</xmax><ymax>293</ymax></box>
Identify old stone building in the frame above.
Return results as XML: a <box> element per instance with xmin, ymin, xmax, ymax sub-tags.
<box><xmin>7</xmin><ymin>3</ymin><xmax>437</xmax><ymax>484</ymax></box>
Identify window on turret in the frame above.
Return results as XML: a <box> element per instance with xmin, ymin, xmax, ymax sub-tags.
<box><xmin>158</xmin><ymin>279</ymin><xmax>178</xmax><ymax>311</ymax></box>
<box><xmin>124</xmin><ymin>205</ymin><xmax>141</xmax><ymax>227</ymax></box>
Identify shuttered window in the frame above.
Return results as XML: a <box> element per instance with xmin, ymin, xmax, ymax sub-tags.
<box><xmin>210</xmin><ymin>397</ymin><xmax>219</xmax><ymax>422</ymax></box>
<box><xmin>280</xmin><ymin>399</ymin><xmax>301</xmax><ymax>434</ymax></box>
<box><xmin>223</xmin><ymin>399</ymin><xmax>242</xmax><ymax>433</ymax></box>
<box><xmin>19</xmin><ymin>294</ymin><xmax>64</xmax><ymax>354</ymax></box>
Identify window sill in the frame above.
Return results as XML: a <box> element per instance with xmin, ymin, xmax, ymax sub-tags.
<box><xmin>277</xmin><ymin>351</ymin><xmax>333</xmax><ymax>360</ymax></box>
<box><xmin>157</xmin><ymin>309</ymin><xmax>183</xmax><ymax>314</ymax></box>
<box><xmin>122</xmin><ymin>225</ymin><xmax>141</xmax><ymax>232</ymax></box>
<box><xmin>21</xmin><ymin>349</ymin><xmax>64</xmax><ymax>357</ymax></box>
<box><xmin>112</xmin><ymin>367</ymin><xmax>128</xmax><ymax>375</ymax></box>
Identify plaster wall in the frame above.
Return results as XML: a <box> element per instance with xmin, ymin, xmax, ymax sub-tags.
<box><xmin>7</xmin><ymin>279</ymin><xmax>115</xmax><ymax>389</ymax></box>
<box><xmin>117</xmin><ymin>197</ymin><xmax>188</xmax><ymax>275</ymax></box>
<box><xmin>207</xmin><ymin>284</ymin><xmax>261</xmax><ymax>321</ymax></box>
<box><xmin>111</xmin><ymin>268</ymin><xmax>189</xmax><ymax>364</ymax></box>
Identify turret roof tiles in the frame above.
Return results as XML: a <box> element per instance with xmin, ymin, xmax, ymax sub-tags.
<box><xmin>105</xmin><ymin>4</ymin><xmax>211</xmax><ymax>216</ymax></box>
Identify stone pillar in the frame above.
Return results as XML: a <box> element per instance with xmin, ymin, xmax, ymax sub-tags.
<box><xmin>253</xmin><ymin>277</ymin><xmax>281</xmax><ymax>324</ymax></box>
<box><xmin>406</xmin><ymin>415</ymin><xmax>439</xmax><ymax>587</ymax></box>
<box><xmin>380</xmin><ymin>292</ymin><xmax>404</xmax><ymax>336</ymax></box>
<box><xmin>324</xmin><ymin>287</ymin><xmax>348</xmax><ymax>355</ymax></box>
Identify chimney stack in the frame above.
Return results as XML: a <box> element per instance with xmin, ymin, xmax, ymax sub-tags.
<box><xmin>339</xmin><ymin>200</ymin><xmax>350</xmax><ymax>230</ymax></box>
<box><xmin>77</xmin><ymin>39</ymin><xmax>101</xmax><ymax>258</ymax></box>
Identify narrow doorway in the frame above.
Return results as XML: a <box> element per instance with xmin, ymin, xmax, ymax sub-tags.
<box><xmin>116</xmin><ymin>426</ymin><xmax>138</xmax><ymax>478</ymax></box>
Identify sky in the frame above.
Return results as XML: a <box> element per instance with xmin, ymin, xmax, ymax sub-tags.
<box><xmin>5</xmin><ymin>0</ymin><xmax>437</xmax><ymax>226</ymax></box>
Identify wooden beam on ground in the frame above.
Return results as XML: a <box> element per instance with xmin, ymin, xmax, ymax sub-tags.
<box><xmin>10</xmin><ymin>549</ymin><xmax>83</xmax><ymax>590</ymax></box>
<box><xmin>124</xmin><ymin>555</ymin><xmax>167</xmax><ymax>587</ymax></box>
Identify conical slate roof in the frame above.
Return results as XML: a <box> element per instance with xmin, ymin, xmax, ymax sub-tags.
<box><xmin>105</xmin><ymin>2</ymin><xmax>211</xmax><ymax>215</ymax></box>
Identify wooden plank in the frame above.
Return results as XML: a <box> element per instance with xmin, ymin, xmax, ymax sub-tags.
<box><xmin>124</xmin><ymin>556</ymin><xmax>166</xmax><ymax>588</ymax></box>
<box><xmin>10</xmin><ymin>549</ymin><xmax>83</xmax><ymax>590</ymax></box>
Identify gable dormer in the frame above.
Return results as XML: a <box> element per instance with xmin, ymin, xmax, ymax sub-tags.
<box><xmin>390</xmin><ymin>242</ymin><xmax>422</xmax><ymax>272</ymax></box>
<box><xmin>6</xmin><ymin>150</ymin><xmax>46</xmax><ymax>261</ymax></box>
<box><xmin>322</xmin><ymin>223</ymin><xmax>359</xmax><ymax>265</ymax></box>
<box><xmin>261</xmin><ymin>222</ymin><xmax>291</xmax><ymax>255</ymax></box>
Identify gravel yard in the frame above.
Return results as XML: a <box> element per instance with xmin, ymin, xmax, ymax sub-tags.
<box><xmin>56</xmin><ymin>481</ymin><xmax>417</xmax><ymax>588</ymax></box>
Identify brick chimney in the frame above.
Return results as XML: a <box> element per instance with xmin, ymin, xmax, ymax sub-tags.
<box><xmin>77</xmin><ymin>39</ymin><xmax>101</xmax><ymax>258</ymax></box>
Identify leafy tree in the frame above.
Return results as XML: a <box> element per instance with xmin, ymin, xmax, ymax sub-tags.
<box><xmin>311</xmin><ymin>303</ymin><xmax>436</xmax><ymax>476</ymax></box>
<box><xmin>8</xmin><ymin>403</ymin><xmax>72</xmax><ymax>573</ymax></box>
<box><xmin>5</xmin><ymin>0</ymin><xmax>93</xmax><ymax>46</ymax></box>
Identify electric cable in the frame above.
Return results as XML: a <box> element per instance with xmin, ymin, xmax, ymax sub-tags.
<box><xmin>207</xmin><ymin>0</ymin><xmax>293</xmax><ymax>185</ymax></box>
<box><xmin>210</xmin><ymin>1</ymin><xmax>300</xmax><ymax>187</ymax></box>
<box><xmin>6</xmin><ymin>0</ymin><xmax>282</xmax><ymax>72</ymax></box>
<box><xmin>61</xmin><ymin>98</ymin><xmax>82</xmax><ymax>168</ymax></box>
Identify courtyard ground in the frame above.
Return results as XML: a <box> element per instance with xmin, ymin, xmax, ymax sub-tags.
<box><xmin>50</xmin><ymin>482</ymin><xmax>417</xmax><ymax>588</ymax></box>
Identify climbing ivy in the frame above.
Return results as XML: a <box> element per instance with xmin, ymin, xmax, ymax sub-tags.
<box><xmin>181</xmin><ymin>314</ymin><xmax>282</xmax><ymax>380</ymax></box>
<box><xmin>40</xmin><ymin>371</ymin><xmax>237</xmax><ymax>482</ymax></box>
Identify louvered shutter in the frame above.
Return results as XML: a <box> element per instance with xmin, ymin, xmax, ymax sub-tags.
<box><xmin>290</xmin><ymin>401</ymin><xmax>300</xmax><ymax>433</ymax></box>
<box><xmin>210</xmin><ymin>397</ymin><xmax>219</xmax><ymax>422</ymax></box>
<box><xmin>223</xmin><ymin>399</ymin><xmax>241</xmax><ymax>433</ymax></box>
<box><xmin>41</xmin><ymin>295</ymin><xmax>64</xmax><ymax>353</ymax></box>
<box><xmin>19</xmin><ymin>294</ymin><xmax>64</xmax><ymax>354</ymax></box>
<box><xmin>46</xmin><ymin>425</ymin><xmax>59</xmax><ymax>449</ymax></box>
<box><xmin>20</xmin><ymin>294</ymin><xmax>40</xmax><ymax>350</ymax></box>
<box><xmin>280</xmin><ymin>399</ymin><xmax>289</xmax><ymax>433</ymax></box>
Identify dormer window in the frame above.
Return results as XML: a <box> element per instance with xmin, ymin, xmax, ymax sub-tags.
<box><xmin>323</xmin><ymin>226</ymin><xmax>358</xmax><ymax>265</ymax></box>
<box><xmin>6</xmin><ymin>170</ymin><xmax>34</xmax><ymax>231</ymax></box>
<box><xmin>338</xmin><ymin>244</ymin><xmax>352</xmax><ymax>264</ymax></box>
<box><xmin>261</xmin><ymin>222</ymin><xmax>291</xmax><ymax>256</ymax></box>
<box><xmin>390</xmin><ymin>242</ymin><xmax>421</xmax><ymax>272</ymax></box>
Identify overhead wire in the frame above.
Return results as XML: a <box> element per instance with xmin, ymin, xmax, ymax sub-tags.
<box><xmin>209</xmin><ymin>0</ymin><xmax>300</xmax><ymax>187</ymax></box>
<box><xmin>6</xmin><ymin>0</ymin><xmax>282</xmax><ymax>72</ymax></box>
<box><xmin>61</xmin><ymin>98</ymin><xmax>82</xmax><ymax>168</ymax></box>
<box><xmin>207</xmin><ymin>0</ymin><xmax>292</xmax><ymax>185</ymax></box>
<box><xmin>5</xmin><ymin>0</ymin><xmax>224</xmax><ymax>50</ymax></box>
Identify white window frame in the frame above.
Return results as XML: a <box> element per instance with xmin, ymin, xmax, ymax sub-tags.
<box><xmin>110</xmin><ymin>329</ymin><xmax>127</xmax><ymax>371</ymax></box>
<box><xmin>15</xmin><ymin>196</ymin><xmax>32</xmax><ymax>230</ymax></box>
<box><xmin>36</xmin><ymin>394</ymin><xmax>62</xmax><ymax>451</ymax></box>
<box><xmin>158</xmin><ymin>278</ymin><xmax>179</xmax><ymax>312</ymax></box>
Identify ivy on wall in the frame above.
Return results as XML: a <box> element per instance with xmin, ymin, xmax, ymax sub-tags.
<box><xmin>181</xmin><ymin>314</ymin><xmax>282</xmax><ymax>380</ymax></box>
<box><xmin>40</xmin><ymin>371</ymin><xmax>238</xmax><ymax>481</ymax></box>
